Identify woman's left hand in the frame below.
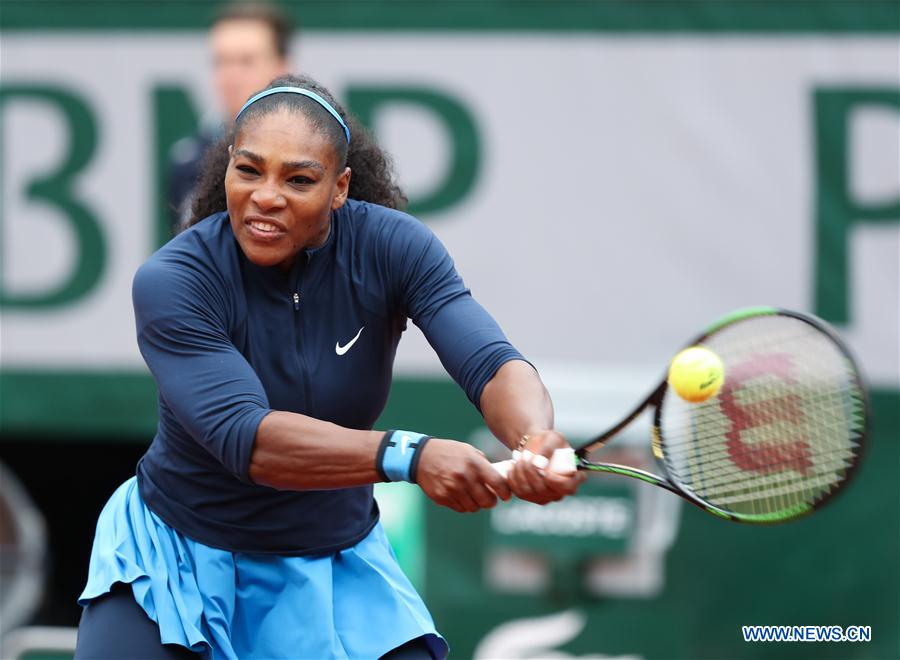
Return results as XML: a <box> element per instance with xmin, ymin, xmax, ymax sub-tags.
<box><xmin>507</xmin><ymin>430</ymin><xmax>586</xmax><ymax>505</ymax></box>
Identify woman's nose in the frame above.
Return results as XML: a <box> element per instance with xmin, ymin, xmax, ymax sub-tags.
<box><xmin>250</xmin><ymin>183</ymin><xmax>286</xmax><ymax>211</ymax></box>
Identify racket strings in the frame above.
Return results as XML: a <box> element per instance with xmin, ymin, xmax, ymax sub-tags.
<box><xmin>676</xmin><ymin>452</ymin><xmax>856</xmax><ymax>498</ymax></box>
<box><xmin>663</xmin><ymin>393</ymin><xmax>861</xmax><ymax>473</ymax></box>
<box><xmin>663</xmin><ymin>376</ymin><xmax>861</xmax><ymax>456</ymax></box>
<box><xmin>708</xmin><ymin>474</ymin><xmax>847</xmax><ymax>506</ymax></box>
<box><xmin>658</xmin><ymin>315</ymin><xmax>863</xmax><ymax>518</ymax></box>
<box><xmin>662</xmin><ymin>385</ymin><xmax>861</xmax><ymax>453</ymax></box>
<box><xmin>667</xmin><ymin>446</ymin><xmax>858</xmax><ymax>493</ymax></box>
<box><xmin>674</xmin><ymin>398</ymin><xmax>860</xmax><ymax>511</ymax></box>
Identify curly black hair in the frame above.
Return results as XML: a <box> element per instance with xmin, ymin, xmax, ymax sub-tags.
<box><xmin>188</xmin><ymin>73</ymin><xmax>406</xmax><ymax>227</ymax></box>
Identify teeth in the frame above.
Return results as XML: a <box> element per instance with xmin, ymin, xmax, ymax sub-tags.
<box><xmin>250</xmin><ymin>221</ymin><xmax>278</xmax><ymax>232</ymax></box>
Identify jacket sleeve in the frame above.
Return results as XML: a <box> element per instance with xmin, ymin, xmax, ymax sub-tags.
<box><xmin>132</xmin><ymin>258</ymin><xmax>272</xmax><ymax>483</ymax></box>
<box><xmin>388</xmin><ymin>215</ymin><xmax>528</xmax><ymax>411</ymax></box>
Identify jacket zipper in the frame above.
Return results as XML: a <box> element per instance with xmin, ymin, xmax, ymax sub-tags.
<box><xmin>290</xmin><ymin>256</ymin><xmax>313</xmax><ymax>411</ymax></box>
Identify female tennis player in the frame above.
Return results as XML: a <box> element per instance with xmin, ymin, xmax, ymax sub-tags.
<box><xmin>75</xmin><ymin>73</ymin><xmax>583</xmax><ymax>659</ymax></box>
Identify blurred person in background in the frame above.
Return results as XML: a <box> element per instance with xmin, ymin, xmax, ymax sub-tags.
<box><xmin>167</xmin><ymin>2</ymin><xmax>292</xmax><ymax>231</ymax></box>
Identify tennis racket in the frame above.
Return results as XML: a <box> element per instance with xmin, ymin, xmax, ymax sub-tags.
<box><xmin>493</xmin><ymin>307</ymin><xmax>868</xmax><ymax>524</ymax></box>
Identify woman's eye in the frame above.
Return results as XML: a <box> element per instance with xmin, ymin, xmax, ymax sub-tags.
<box><xmin>237</xmin><ymin>165</ymin><xmax>258</xmax><ymax>175</ymax></box>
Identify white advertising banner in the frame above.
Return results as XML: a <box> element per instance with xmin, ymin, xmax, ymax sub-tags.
<box><xmin>2</xmin><ymin>34</ymin><xmax>898</xmax><ymax>386</ymax></box>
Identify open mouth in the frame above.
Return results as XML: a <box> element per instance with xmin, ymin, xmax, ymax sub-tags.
<box><xmin>244</xmin><ymin>215</ymin><xmax>286</xmax><ymax>241</ymax></box>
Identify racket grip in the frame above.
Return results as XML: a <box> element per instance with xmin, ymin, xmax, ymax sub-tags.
<box><xmin>549</xmin><ymin>448</ymin><xmax>577</xmax><ymax>474</ymax></box>
<box><xmin>492</xmin><ymin>459</ymin><xmax>513</xmax><ymax>478</ymax></box>
<box><xmin>491</xmin><ymin>448</ymin><xmax>576</xmax><ymax>477</ymax></box>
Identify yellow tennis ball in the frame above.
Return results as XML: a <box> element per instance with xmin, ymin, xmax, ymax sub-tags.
<box><xmin>668</xmin><ymin>346</ymin><xmax>725</xmax><ymax>403</ymax></box>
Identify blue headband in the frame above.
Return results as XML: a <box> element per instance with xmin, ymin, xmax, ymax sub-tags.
<box><xmin>235</xmin><ymin>86</ymin><xmax>351</xmax><ymax>144</ymax></box>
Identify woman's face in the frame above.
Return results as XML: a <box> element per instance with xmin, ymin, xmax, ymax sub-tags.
<box><xmin>225</xmin><ymin>108</ymin><xmax>350</xmax><ymax>270</ymax></box>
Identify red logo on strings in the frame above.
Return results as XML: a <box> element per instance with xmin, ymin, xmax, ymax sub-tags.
<box><xmin>718</xmin><ymin>353</ymin><xmax>812</xmax><ymax>476</ymax></box>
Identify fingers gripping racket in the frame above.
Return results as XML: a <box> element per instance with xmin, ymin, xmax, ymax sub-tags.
<box><xmin>494</xmin><ymin>307</ymin><xmax>868</xmax><ymax>524</ymax></box>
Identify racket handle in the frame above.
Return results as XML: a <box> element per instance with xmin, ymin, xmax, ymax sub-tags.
<box><xmin>549</xmin><ymin>447</ymin><xmax>577</xmax><ymax>474</ymax></box>
<box><xmin>492</xmin><ymin>459</ymin><xmax>513</xmax><ymax>478</ymax></box>
<box><xmin>491</xmin><ymin>448</ymin><xmax>576</xmax><ymax>477</ymax></box>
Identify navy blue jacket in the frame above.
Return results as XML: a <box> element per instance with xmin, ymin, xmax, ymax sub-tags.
<box><xmin>133</xmin><ymin>200</ymin><xmax>525</xmax><ymax>554</ymax></box>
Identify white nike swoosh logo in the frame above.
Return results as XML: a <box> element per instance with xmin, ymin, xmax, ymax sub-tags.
<box><xmin>335</xmin><ymin>326</ymin><xmax>365</xmax><ymax>356</ymax></box>
<box><xmin>401</xmin><ymin>434</ymin><xmax>410</xmax><ymax>454</ymax></box>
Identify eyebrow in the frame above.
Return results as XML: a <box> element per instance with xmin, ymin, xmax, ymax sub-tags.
<box><xmin>233</xmin><ymin>149</ymin><xmax>326</xmax><ymax>173</ymax></box>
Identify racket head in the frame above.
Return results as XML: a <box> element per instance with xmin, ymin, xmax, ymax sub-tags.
<box><xmin>653</xmin><ymin>307</ymin><xmax>867</xmax><ymax>524</ymax></box>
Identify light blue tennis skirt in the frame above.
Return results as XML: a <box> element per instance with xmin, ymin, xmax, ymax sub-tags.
<box><xmin>79</xmin><ymin>477</ymin><xmax>447</xmax><ymax>659</ymax></box>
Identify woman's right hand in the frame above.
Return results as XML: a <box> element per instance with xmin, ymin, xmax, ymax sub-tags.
<box><xmin>415</xmin><ymin>439</ymin><xmax>512</xmax><ymax>513</ymax></box>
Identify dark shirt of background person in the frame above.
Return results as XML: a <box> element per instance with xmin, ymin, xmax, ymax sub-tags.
<box><xmin>167</xmin><ymin>2</ymin><xmax>293</xmax><ymax>233</ymax></box>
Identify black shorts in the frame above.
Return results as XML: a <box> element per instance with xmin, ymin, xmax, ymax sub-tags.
<box><xmin>75</xmin><ymin>582</ymin><xmax>435</xmax><ymax>659</ymax></box>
